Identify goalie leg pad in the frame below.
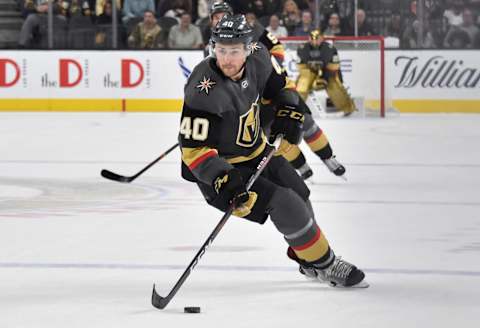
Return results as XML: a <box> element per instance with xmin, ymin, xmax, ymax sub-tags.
<box><xmin>326</xmin><ymin>76</ymin><xmax>356</xmax><ymax>115</ymax></box>
<box><xmin>296</xmin><ymin>65</ymin><xmax>317</xmax><ymax>100</ymax></box>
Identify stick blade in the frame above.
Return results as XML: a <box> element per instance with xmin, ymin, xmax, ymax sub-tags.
<box><xmin>151</xmin><ymin>284</ymin><xmax>169</xmax><ymax>309</ymax></box>
<box><xmin>100</xmin><ymin>169</ymin><xmax>131</xmax><ymax>183</ymax></box>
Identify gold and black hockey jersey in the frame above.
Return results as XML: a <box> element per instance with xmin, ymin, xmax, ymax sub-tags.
<box><xmin>180</xmin><ymin>45</ymin><xmax>286</xmax><ymax>185</ymax></box>
<box><xmin>297</xmin><ymin>42</ymin><xmax>341</xmax><ymax>76</ymax></box>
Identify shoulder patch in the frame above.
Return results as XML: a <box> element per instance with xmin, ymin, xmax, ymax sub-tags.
<box><xmin>250</xmin><ymin>42</ymin><xmax>262</xmax><ymax>53</ymax></box>
<box><xmin>196</xmin><ymin>76</ymin><xmax>216</xmax><ymax>95</ymax></box>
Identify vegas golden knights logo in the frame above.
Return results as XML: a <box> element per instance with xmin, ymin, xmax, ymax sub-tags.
<box><xmin>236</xmin><ymin>99</ymin><xmax>260</xmax><ymax>148</ymax></box>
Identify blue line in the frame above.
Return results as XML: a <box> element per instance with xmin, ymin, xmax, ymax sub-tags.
<box><xmin>1</xmin><ymin>262</ymin><xmax>479</xmax><ymax>277</ymax></box>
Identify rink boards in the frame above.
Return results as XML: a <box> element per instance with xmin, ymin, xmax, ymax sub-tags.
<box><xmin>0</xmin><ymin>49</ymin><xmax>479</xmax><ymax>113</ymax></box>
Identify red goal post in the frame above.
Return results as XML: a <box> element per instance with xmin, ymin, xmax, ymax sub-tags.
<box><xmin>278</xmin><ymin>35</ymin><xmax>387</xmax><ymax>117</ymax></box>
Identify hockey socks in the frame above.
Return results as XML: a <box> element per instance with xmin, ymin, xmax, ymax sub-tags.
<box><xmin>284</xmin><ymin>218</ymin><xmax>331</xmax><ymax>263</ymax></box>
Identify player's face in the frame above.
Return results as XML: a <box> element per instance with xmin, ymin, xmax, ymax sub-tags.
<box><xmin>211</xmin><ymin>12</ymin><xmax>226</xmax><ymax>27</ymax></box>
<box><xmin>310</xmin><ymin>36</ymin><xmax>323</xmax><ymax>47</ymax></box>
<box><xmin>215</xmin><ymin>43</ymin><xmax>248</xmax><ymax>79</ymax></box>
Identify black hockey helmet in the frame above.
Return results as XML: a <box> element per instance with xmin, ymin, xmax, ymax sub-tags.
<box><xmin>210</xmin><ymin>1</ymin><xmax>233</xmax><ymax>19</ymax></box>
<box><xmin>211</xmin><ymin>14</ymin><xmax>254</xmax><ymax>46</ymax></box>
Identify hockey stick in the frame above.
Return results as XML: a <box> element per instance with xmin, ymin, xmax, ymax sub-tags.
<box><xmin>100</xmin><ymin>143</ymin><xmax>179</xmax><ymax>183</ymax></box>
<box><xmin>151</xmin><ymin>136</ymin><xmax>282</xmax><ymax>310</ymax></box>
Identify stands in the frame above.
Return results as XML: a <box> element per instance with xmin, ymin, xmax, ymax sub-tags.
<box><xmin>1</xmin><ymin>0</ymin><xmax>480</xmax><ymax>49</ymax></box>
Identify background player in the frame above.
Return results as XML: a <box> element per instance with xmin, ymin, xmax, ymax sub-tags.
<box><xmin>207</xmin><ymin>1</ymin><xmax>347</xmax><ymax>181</ymax></box>
<box><xmin>296</xmin><ymin>29</ymin><xmax>356</xmax><ymax>117</ymax></box>
<box><xmin>179</xmin><ymin>14</ymin><xmax>367</xmax><ymax>288</ymax></box>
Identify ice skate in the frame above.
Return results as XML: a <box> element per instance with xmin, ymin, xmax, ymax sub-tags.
<box><xmin>288</xmin><ymin>247</ymin><xmax>368</xmax><ymax>288</ymax></box>
<box><xmin>322</xmin><ymin>155</ymin><xmax>346</xmax><ymax>180</ymax></box>
<box><xmin>297</xmin><ymin>163</ymin><xmax>314</xmax><ymax>180</ymax></box>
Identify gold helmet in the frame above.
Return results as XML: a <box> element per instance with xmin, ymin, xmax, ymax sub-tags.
<box><xmin>309</xmin><ymin>29</ymin><xmax>323</xmax><ymax>40</ymax></box>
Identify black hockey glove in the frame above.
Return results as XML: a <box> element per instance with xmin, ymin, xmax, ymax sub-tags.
<box><xmin>213</xmin><ymin>168</ymin><xmax>249</xmax><ymax>209</ymax></box>
<box><xmin>270</xmin><ymin>105</ymin><xmax>305</xmax><ymax>145</ymax></box>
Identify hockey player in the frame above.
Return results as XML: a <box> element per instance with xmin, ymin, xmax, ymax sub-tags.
<box><xmin>296</xmin><ymin>29</ymin><xmax>356</xmax><ymax>117</ymax></box>
<box><xmin>179</xmin><ymin>14</ymin><xmax>367</xmax><ymax>288</ymax></box>
<box><xmin>206</xmin><ymin>1</ymin><xmax>346</xmax><ymax>181</ymax></box>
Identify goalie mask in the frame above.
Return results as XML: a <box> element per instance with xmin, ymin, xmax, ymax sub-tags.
<box><xmin>309</xmin><ymin>29</ymin><xmax>324</xmax><ymax>47</ymax></box>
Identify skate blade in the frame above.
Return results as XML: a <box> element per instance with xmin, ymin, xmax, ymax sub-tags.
<box><xmin>338</xmin><ymin>175</ymin><xmax>348</xmax><ymax>182</ymax></box>
<box><xmin>305</xmin><ymin>276</ymin><xmax>370</xmax><ymax>288</ymax></box>
<box><xmin>330</xmin><ymin>280</ymin><xmax>370</xmax><ymax>289</ymax></box>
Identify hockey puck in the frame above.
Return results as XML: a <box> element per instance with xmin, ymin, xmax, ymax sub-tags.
<box><xmin>184</xmin><ymin>306</ymin><xmax>201</xmax><ymax>313</ymax></box>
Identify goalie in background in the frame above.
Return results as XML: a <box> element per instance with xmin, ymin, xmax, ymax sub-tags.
<box><xmin>296</xmin><ymin>29</ymin><xmax>356</xmax><ymax>117</ymax></box>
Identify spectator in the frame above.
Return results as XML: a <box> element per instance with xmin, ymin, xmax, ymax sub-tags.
<box><xmin>18</xmin><ymin>0</ymin><xmax>49</xmax><ymax>47</ymax></box>
<box><xmin>243</xmin><ymin>0</ymin><xmax>267</xmax><ymax>18</ymax></box>
<box><xmin>316</xmin><ymin>0</ymin><xmax>340</xmax><ymax>23</ymax></box>
<box><xmin>18</xmin><ymin>1</ymin><xmax>68</xmax><ymax>48</ymax></box>
<box><xmin>266</xmin><ymin>14</ymin><xmax>288</xmax><ymax>38</ymax></box>
<box><xmin>384</xmin><ymin>12</ymin><xmax>402</xmax><ymax>39</ymax></box>
<box><xmin>474</xmin><ymin>30</ymin><xmax>480</xmax><ymax>48</ymax></box>
<box><xmin>245</xmin><ymin>11</ymin><xmax>267</xmax><ymax>40</ymax></box>
<box><xmin>354</xmin><ymin>8</ymin><xmax>375</xmax><ymax>36</ymax></box>
<box><xmin>263</xmin><ymin>0</ymin><xmax>283</xmax><ymax>17</ymax></box>
<box><xmin>195</xmin><ymin>0</ymin><xmax>210</xmax><ymax>21</ymax></box>
<box><xmin>403</xmin><ymin>0</ymin><xmax>418</xmax><ymax>31</ymax></box>
<box><xmin>242</xmin><ymin>0</ymin><xmax>283</xmax><ymax>19</ymax></box>
<box><xmin>460</xmin><ymin>8</ymin><xmax>479</xmax><ymax>47</ymax></box>
<box><xmin>403</xmin><ymin>20</ymin><xmax>436</xmax><ymax>48</ymax></box>
<box><xmin>22</xmin><ymin>0</ymin><xmax>38</xmax><ymax>18</ymax></box>
<box><xmin>128</xmin><ymin>10</ymin><xmax>166</xmax><ymax>48</ymax></box>
<box><xmin>168</xmin><ymin>13</ymin><xmax>203</xmax><ymax>48</ymax></box>
<box><xmin>293</xmin><ymin>10</ymin><xmax>314</xmax><ymax>36</ymax></box>
<box><xmin>164</xmin><ymin>0</ymin><xmax>192</xmax><ymax>23</ymax></box>
<box><xmin>228</xmin><ymin>0</ymin><xmax>250</xmax><ymax>14</ymax></box>
<box><xmin>158</xmin><ymin>0</ymin><xmax>192</xmax><ymax>18</ymax></box>
<box><xmin>443</xmin><ymin>0</ymin><xmax>465</xmax><ymax>27</ymax></box>
<box><xmin>443</xmin><ymin>25</ymin><xmax>471</xmax><ymax>48</ymax></box>
<box><xmin>96</xmin><ymin>0</ymin><xmax>121</xmax><ymax>24</ymax></box>
<box><xmin>122</xmin><ymin>0</ymin><xmax>155</xmax><ymax>24</ymax></box>
<box><xmin>96</xmin><ymin>0</ymin><xmax>121</xmax><ymax>16</ymax></box>
<box><xmin>292</xmin><ymin>0</ymin><xmax>309</xmax><ymax>10</ymax></box>
<box><xmin>69</xmin><ymin>1</ymin><xmax>94</xmax><ymax>20</ymax></box>
<box><xmin>281</xmin><ymin>0</ymin><xmax>301</xmax><ymax>35</ymax></box>
<box><xmin>323</xmin><ymin>12</ymin><xmax>343</xmax><ymax>36</ymax></box>
<box><xmin>69</xmin><ymin>1</ymin><xmax>96</xmax><ymax>49</ymax></box>
<box><xmin>95</xmin><ymin>0</ymin><xmax>126</xmax><ymax>48</ymax></box>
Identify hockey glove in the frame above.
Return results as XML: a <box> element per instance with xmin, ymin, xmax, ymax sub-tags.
<box><xmin>213</xmin><ymin>168</ymin><xmax>250</xmax><ymax>210</ymax></box>
<box><xmin>270</xmin><ymin>105</ymin><xmax>305</xmax><ymax>145</ymax></box>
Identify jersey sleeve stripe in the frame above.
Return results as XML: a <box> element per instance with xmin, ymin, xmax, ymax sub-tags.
<box><xmin>182</xmin><ymin>147</ymin><xmax>218</xmax><ymax>170</ymax></box>
<box><xmin>270</xmin><ymin>45</ymin><xmax>285</xmax><ymax>61</ymax></box>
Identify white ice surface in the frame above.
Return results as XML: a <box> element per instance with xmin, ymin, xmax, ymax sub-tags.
<box><xmin>1</xmin><ymin>112</ymin><xmax>479</xmax><ymax>328</ymax></box>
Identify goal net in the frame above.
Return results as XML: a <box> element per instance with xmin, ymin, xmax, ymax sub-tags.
<box><xmin>279</xmin><ymin>36</ymin><xmax>390</xmax><ymax>118</ymax></box>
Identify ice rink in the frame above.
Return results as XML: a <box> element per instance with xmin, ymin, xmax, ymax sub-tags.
<box><xmin>1</xmin><ymin>112</ymin><xmax>479</xmax><ymax>328</ymax></box>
